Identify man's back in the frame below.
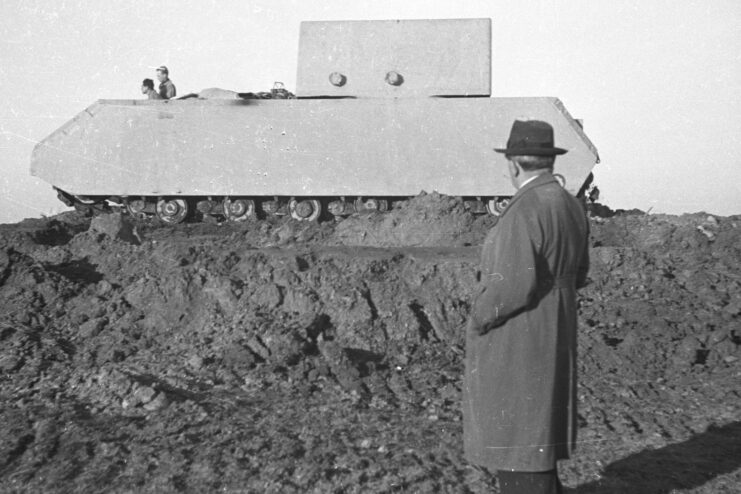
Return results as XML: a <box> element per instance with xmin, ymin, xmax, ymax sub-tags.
<box><xmin>507</xmin><ymin>175</ymin><xmax>589</xmax><ymax>287</ymax></box>
<box><xmin>478</xmin><ymin>174</ymin><xmax>588</xmax><ymax>302</ymax></box>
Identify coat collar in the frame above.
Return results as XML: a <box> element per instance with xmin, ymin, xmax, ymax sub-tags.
<box><xmin>501</xmin><ymin>173</ymin><xmax>559</xmax><ymax>217</ymax></box>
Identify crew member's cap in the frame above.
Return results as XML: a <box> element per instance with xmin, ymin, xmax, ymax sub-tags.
<box><xmin>494</xmin><ymin>120</ymin><xmax>567</xmax><ymax>156</ymax></box>
<box><xmin>156</xmin><ymin>65</ymin><xmax>169</xmax><ymax>75</ymax></box>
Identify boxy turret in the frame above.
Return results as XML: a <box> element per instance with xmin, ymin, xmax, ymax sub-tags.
<box><xmin>296</xmin><ymin>19</ymin><xmax>491</xmax><ymax>98</ymax></box>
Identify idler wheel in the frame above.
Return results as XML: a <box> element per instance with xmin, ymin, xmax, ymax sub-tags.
<box><xmin>224</xmin><ymin>198</ymin><xmax>255</xmax><ymax>222</ymax></box>
<box><xmin>156</xmin><ymin>198</ymin><xmax>189</xmax><ymax>224</ymax></box>
<box><xmin>486</xmin><ymin>197</ymin><xmax>510</xmax><ymax>216</ymax></box>
<box><xmin>289</xmin><ymin>199</ymin><xmax>321</xmax><ymax>221</ymax></box>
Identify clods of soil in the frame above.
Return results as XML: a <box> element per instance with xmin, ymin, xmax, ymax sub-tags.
<box><xmin>0</xmin><ymin>196</ymin><xmax>739</xmax><ymax>493</ymax></box>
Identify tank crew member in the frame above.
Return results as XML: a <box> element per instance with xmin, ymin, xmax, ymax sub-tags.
<box><xmin>141</xmin><ymin>78</ymin><xmax>162</xmax><ymax>100</ymax></box>
<box><xmin>463</xmin><ymin>120</ymin><xmax>590</xmax><ymax>494</ymax></box>
<box><xmin>156</xmin><ymin>66</ymin><xmax>176</xmax><ymax>99</ymax></box>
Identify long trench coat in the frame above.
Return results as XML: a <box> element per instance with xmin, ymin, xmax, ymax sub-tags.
<box><xmin>463</xmin><ymin>173</ymin><xmax>589</xmax><ymax>472</ymax></box>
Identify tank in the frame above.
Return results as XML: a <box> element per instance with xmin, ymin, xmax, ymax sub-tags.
<box><xmin>31</xmin><ymin>18</ymin><xmax>599</xmax><ymax>223</ymax></box>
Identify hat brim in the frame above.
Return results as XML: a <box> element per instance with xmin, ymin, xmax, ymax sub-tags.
<box><xmin>494</xmin><ymin>147</ymin><xmax>568</xmax><ymax>156</ymax></box>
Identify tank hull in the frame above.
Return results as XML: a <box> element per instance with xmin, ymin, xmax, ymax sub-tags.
<box><xmin>31</xmin><ymin>97</ymin><xmax>598</xmax><ymax>199</ymax></box>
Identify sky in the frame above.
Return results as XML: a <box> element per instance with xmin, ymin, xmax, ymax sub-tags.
<box><xmin>1</xmin><ymin>0</ymin><xmax>740</xmax><ymax>224</ymax></box>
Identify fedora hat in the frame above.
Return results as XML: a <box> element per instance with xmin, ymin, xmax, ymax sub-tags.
<box><xmin>494</xmin><ymin>120</ymin><xmax>567</xmax><ymax>156</ymax></box>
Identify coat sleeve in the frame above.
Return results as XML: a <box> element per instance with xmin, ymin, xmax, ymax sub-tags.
<box><xmin>469</xmin><ymin>214</ymin><xmax>540</xmax><ymax>335</ymax></box>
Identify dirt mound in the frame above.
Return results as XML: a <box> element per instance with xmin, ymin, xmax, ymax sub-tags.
<box><xmin>0</xmin><ymin>203</ymin><xmax>740</xmax><ymax>492</ymax></box>
<box><xmin>333</xmin><ymin>192</ymin><xmax>496</xmax><ymax>247</ymax></box>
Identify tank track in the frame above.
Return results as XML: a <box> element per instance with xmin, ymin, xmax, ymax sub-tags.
<box><xmin>56</xmin><ymin>189</ymin><xmax>511</xmax><ymax>224</ymax></box>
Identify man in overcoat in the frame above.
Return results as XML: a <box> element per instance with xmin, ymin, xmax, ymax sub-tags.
<box><xmin>463</xmin><ymin>120</ymin><xmax>590</xmax><ymax>493</ymax></box>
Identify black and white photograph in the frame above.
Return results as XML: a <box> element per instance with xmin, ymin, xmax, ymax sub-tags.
<box><xmin>1</xmin><ymin>1</ymin><xmax>739</xmax><ymax>492</ymax></box>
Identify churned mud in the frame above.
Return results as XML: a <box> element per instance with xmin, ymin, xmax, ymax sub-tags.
<box><xmin>0</xmin><ymin>195</ymin><xmax>739</xmax><ymax>493</ymax></box>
